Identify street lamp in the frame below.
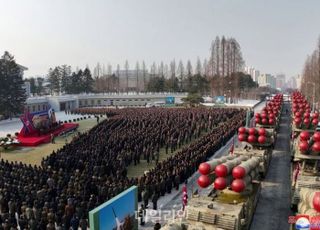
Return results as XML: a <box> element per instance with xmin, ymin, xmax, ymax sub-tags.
<box><xmin>307</xmin><ymin>82</ymin><xmax>316</xmax><ymax>112</ymax></box>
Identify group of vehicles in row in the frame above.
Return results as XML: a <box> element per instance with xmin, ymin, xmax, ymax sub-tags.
<box><xmin>162</xmin><ymin>94</ymin><xmax>284</xmax><ymax>230</ymax></box>
<box><xmin>162</xmin><ymin>92</ymin><xmax>320</xmax><ymax>230</ymax></box>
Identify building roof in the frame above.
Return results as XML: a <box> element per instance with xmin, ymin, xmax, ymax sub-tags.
<box><xmin>17</xmin><ymin>64</ymin><xmax>28</xmax><ymax>71</ymax></box>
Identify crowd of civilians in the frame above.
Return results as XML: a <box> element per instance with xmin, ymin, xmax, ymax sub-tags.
<box><xmin>0</xmin><ymin>107</ymin><xmax>246</xmax><ymax>229</ymax></box>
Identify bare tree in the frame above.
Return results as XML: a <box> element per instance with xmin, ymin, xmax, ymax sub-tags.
<box><xmin>196</xmin><ymin>57</ymin><xmax>202</xmax><ymax>75</ymax></box>
<box><xmin>215</xmin><ymin>36</ymin><xmax>220</xmax><ymax>76</ymax></box>
<box><xmin>135</xmin><ymin>61</ymin><xmax>140</xmax><ymax>92</ymax></box>
<box><xmin>203</xmin><ymin>58</ymin><xmax>209</xmax><ymax>78</ymax></box>
<box><xmin>170</xmin><ymin>60</ymin><xmax>176</xmax><ymax>92</ymax></box>
<box><xmin>209</xmin><ymin>40</ymin><xmax>216</xmax><ymax>78</ymax></box>
<box><xmin>116</xmin><ymin>64</ymin><xmax>120</xmax><ymax>93</ymax></box>
<box><xmin>142</xmin><ymin>61</ymin><xmax>146</xmax><ymax>91</ymax></box>
<box><xmin>207</xmin><ymin>36</ymin><xmax>245</xmax><ymax>96</ymax></box>
<box><xmin>221</xmin><ymin>36</ymin><xmax>226</xmax><ymax>77</ymax></box>
<box><xmin>150</xmin><ymin>62</ymin><xmax>157</xmax><ymax>78</ymax></box>
<box><xmin>170</xmin><ymin>59</ymin><xmax>176</xmax><ymax>79</ymax></box>
<box><xmin>158</xmin><ymin>61</ymin><xmax>164</xmax><ymax>78</ymax></box>
<box><xmin>164</xmin><ymin>64</ymin><xmax>169</xmax><ymax>79</ymax></box>
<box><xmin>124</xmin><ymin>60</ymin><xmax>129</xmax><ymax>93</ymax></box>
<box><xmin>102</xmin><ymin>64</ymin><xmax>106</xmax><ymax>76</ymax></box>
<box><xmin>93</xmin><ymin>62</ymin><xmax>101</xmax><ymax>78</ymax></box>
<box><xmin>177</xmin><ymin>60</ymin><xmax>185</xmax><ymax>90</ymax></box>
<box><xmin>107</xmin><ymin>64</ymin><xmax>112</xmax><ymax>76</ymax></box>
<box><xmin>186</xmin><ymin>60</ymin><xmax>193</xmax><ymax>78</ymax></box>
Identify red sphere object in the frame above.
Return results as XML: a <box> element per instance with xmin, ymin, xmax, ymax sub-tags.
<box><xmin>312</xmin><ymin>142</ymin><xmax>320</xmax><ymax>152</ymax></box>
<box><xmin>262</xmin><ymin>118</ymin><xmax>268</xmax><ymax>124</ymax></box>
<box><xmin>248</xmin><ymin>128</ymin><xmax>256</xmax><ymax>135</ymax></box>
<box><xmin>215</xmin><ymin>164</ymin><xmax>228</xmax><ymax>177</ymax></box>
<box><xmin>255</xmin><ymin>113</ymin><xmax>260</xmax><ymax>118</ymax></box>
<box><xmin>299</xmin><ymin>141</ymin><xmax>309</xmax><ymax>152</ymax></box>
<box><xmin>303</xmin><ymin>118</ymin><xmax>310</xmax><ymax>125</ymax></box>
<box><xmin>258</xmin><ymin>135</ymin><xmax>267</xmax><ymax>144</ymax></box>
<box><xmin>313</xmin><ymin>192</ymin><xmax>320</xmax><ymax>212</ymax></box>
<box><xmin>231</xmin><ymin>179</ymin><xmax>246</xmax><ymax>193</ymax></box>
<box><xmin>312</xmin><ymin>119</ymin><xmax>319</xmax><ymax>126</ymax></box>
<box><xmin>238</xmin><ymin>134</ymin><xmax>247</xmax><ymax>142</ymax></box>
<box><xmin>232</xmin><ymin>166</ymin><xmax>246</xmax><ymax>179</ymax></box>
<box><xmin>247</xmin><ymin>135</ymin><xmax>257</xmax><ymax>143</ymax></box>
<box><xmin>269</xmin><ymin>113</ymin><xmax>275</xmax><ymax>119</ymax></box>
<box><xmin>304</xmin><ymin>113</ymin><xmax>310</xmax><ymax>118</ymax></box>
<box><xmin>238</xmin><ymin>127</ymin><xmax>247</xmax><ymax>134</ymax></box>
<box><xmin>312</xmin><ymin>112</ymin><xmax>319</xmax><ymax>119</ymax></box>
<box><xmin>268</xmin><ymin>118</ymin><xmax>275</xmax><ymax>125</ymax></box>
<box><xmin>313</xmin><ymin>132</ymin><xmax>320</xmax><ymax>142</ymax></box>
<box><xmin>294</xmin><ymin>117</ymin><xmax>302</xmax><ymax>125</ymax></box>
<box><xmin>197</xmin><ymin>175</ymin><xmax>211</xmax><ymax>188</ymax></box>
<box><xmin>261</xmin><ymin>113</ymin><xmax>267</xmax><ymax>119</ymax></box>
<box><xmin>300</xmin><ymin>131</ymin><xmax>310</xmax><ymax>141</ymax></box>
<box><xmin>258</xmin><ymin>128</ymin><xmax>267</xmax><ymax>136</ymax></box>
<box><xmin>295</xmin><ymin>112</ymin><xmax>302</xmax><ymax>118</ymax></box>
<box><xmin>255</xmin><ymin>118</ymin><xmax>261</xmax><ymax>124</ymax></box>
<box><xmin>198</xmin><ymin>163</ymin><xmax>211</xmax><ymax>175</ymax></box>
<box><xmin>214</xmin><ymin>177</ymin><xmax>227</xmax><ymax>190</ymax></box>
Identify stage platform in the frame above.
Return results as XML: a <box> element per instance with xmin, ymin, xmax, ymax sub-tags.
<box><xmin>17</xmin><ymin>123</ymin><xmax>79</xmax><ymax>147</ymax></box>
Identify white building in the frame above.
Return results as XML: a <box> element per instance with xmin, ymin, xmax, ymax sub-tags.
<box><xmin>276</xmin><ymin>74</ymin><xmax>286</xmax><ymax>90</ymax></box>
<box><xmin>296</xmin><ymin>75</ymin><xmax>302</xmax><ymax>89</ymax></box>
<box><xmin>258</xmin><ymin>74</ymin><xmax>276</xmax><ymax>88</ymax></box>
<box><xmin>287</xmin><ymin>77</ymin><xmax>298</xmax><ymax>89</ymax></box>
<box><xmin>25</xmin><ymin>93</ymin><xmax>187</xmax><ymax>112</ymax></box>
<box><xmin>244</xmin><ymin>66</ymin><xmax>260</xmax><ymax>82</ymax></box>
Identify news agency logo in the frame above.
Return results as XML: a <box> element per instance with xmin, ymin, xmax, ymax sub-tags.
<box><xmin>295</xmin><ymin>217</ymin><xmax>310</xmax><ymax>230</ymax></box>
<box><xmin>289</xmin><ymin>215</ymin><xmax>320</xmax><ymax>230</ymax></box>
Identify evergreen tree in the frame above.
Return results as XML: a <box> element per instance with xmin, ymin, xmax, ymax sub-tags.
<box><xmin>146</xmin><ymin>77</ymin><xmax>165</xmax><ymax>92</ymax></box>
<box><xmin>29</xmin><ymin>78</ymin><xmax>36</xmax><ymax>95</ymax></box>
<box><xmin>77</xmin><ymin>69</ymin><xmax>84</xmax><ymax>93</ymax></box>
<box><xmin>48</xmin><ymin>67</ymin><xmax>61</xmax><ymax>94</ymax></box>
<box><xmin>60</xmin><ymin>65</ymin><xmax>71</xmax><ymax>94</ymax></box>
<box><xmin>70</xmin><ymin>72</ymin><xmax>80</xmax><ymax>94</ymax></box>
<box><xmin>36</xmin><ymin>77</ymin><xmax>45</xmax><ymax>95</ymax></box>
<box><xmin>83</xmin><ymin>67</ymin><xmax>94</xmax><ymax>93</ymax></box>
<box><xmin>0</xmin><ymin>51</ymin><xmax>27</xmax><ymax>116</ymax></box>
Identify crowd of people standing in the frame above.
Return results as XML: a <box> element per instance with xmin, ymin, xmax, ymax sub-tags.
<box><xmin>0</xmin><ymin>107</ymin><xmax>246</xmax><ymax>229</ymax></box>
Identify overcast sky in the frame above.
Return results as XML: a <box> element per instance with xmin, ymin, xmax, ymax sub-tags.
<box><xmin>0</xmin><ymin>0</ymin><xmax>319</xmax><ymax>78</ymax></box>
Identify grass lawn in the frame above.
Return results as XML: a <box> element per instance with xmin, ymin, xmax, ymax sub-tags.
<box><xmin>0</xmin><ymin>118</ymin><xmax>101</xmax><ymax>166</ymax></box>
<box><xmin>126</xmin><ymin>129</ymin><xmax>209</xmax><ymax>178</ymax></box>
<box><xmin>1</xmin><ymin>116</ymin><xmax>210</xmax><ymax>180</ymax></box>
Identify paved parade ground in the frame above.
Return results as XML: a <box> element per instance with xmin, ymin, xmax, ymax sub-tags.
<box><xmin>250</xmin><ymin>102</ymin><xmax>292</xmax><ymax>230</ymax></box>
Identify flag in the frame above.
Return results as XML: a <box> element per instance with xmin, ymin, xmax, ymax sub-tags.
<box><xmin>20</xmin><ymin>111</ymin><xmax>36</xmax><ymax>135</ymax></box>
<box><xmin>293</xmin><ymin>162</ymin><xmax>301</xmax><ymax>183</ymax></box>
<box><xmin>229</xmin><ymin>136</ymin><xmax>235</xmax><ymax>155</ymax></box>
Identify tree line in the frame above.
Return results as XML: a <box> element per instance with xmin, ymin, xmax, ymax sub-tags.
<box><xmin>47</xmin><ymin>65</ymin><xmax>94</xmax><ymax>94</ymax></box>
<box><xmin>301</xmin><ymin>36</ymin><xmax>320</xmax><ymax>106</ymax></box>
<box><xmin>28</xmin><ymin>36</ymin><xmax>251</xmax><ymax>97</ymax></box>
<box><xmin>1</xmin><ymin>35</ymin><xmax>257</xmax><ymax>115</ymax></box>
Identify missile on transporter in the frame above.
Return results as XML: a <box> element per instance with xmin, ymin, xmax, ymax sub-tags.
<box><xmin>198</xmin><ymin>155</ymin><xmax>236</xmax><ymax>175</ymax></box>
<box><xmin>232</xmin><ymin>157</ymin><xmax>261</xmax><ymax>179</ymax></box>
<box><xmin>215</xmin><ymin>156</ymin><xmax>248</xmax><ymax>177</ymax></box>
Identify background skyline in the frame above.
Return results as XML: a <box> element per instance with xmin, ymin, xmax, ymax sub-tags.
<box><xmin>1</xmin><ymin>0</ymin><xmax>319</xmax><ymax>78</ymax></box>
